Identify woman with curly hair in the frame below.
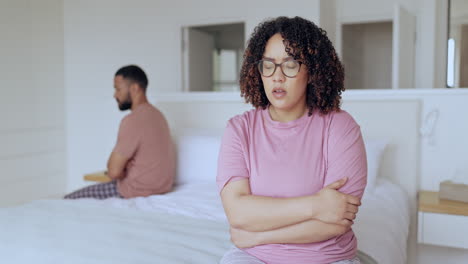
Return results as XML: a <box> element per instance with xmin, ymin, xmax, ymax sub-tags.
<box><xmin>216</xmin><ymin>16</ymin><xmax>367</xmax><ymax>264</ymax></box>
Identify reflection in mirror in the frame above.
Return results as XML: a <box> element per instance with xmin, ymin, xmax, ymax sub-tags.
<box><xmin>448</xmin><ymin>0</ymin><xmax>468</xmax><ymax>88</ymax></box>
<box><xmin>182</xmin><ymin>23</ymin><xmax>244</xmax><ymax>92</ymax></box>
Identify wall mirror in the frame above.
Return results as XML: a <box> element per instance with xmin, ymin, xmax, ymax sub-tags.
<box><xmin>182</xmin><ymin>22</ymin><xmax>245</xmax><ymax>92</ymax></box>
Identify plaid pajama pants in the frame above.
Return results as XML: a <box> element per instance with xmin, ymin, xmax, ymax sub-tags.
<box><xmin>64</xmin><ymin>180</ymin><xmax>123</xmax><ymax>199</ymax></box>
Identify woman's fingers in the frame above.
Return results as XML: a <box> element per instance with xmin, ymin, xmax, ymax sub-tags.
<box><xmin>344</xmin><ymin>212</ymin><xmax>356</xmax><ymax>221</ymax></box>
<box><xmin>346</xmin><ymin>204</ymin><xmax>359</xmax><ymax>214</ymax></box>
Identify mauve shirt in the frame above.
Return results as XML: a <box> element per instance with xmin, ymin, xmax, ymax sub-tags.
<box><xmin>114</xmin><ymin>103</ymin><xmax>175</xmax><ymax>198</ymax></box>
<box><xmin>217</xmin><ymin>107</ymin><xmax>367</xmax><ymax>264</ymax></box>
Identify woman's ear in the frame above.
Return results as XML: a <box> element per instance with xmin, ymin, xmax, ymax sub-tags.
<box><xmin>308</xmin><ymin>75</ymin><xmax>312</xmax><ymax>84</ymax></box>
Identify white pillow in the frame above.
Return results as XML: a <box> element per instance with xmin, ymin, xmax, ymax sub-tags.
<box><xmin>176</xmin><ymin>133</ymin><xmax>222</xmax><ymax>185</ymax></box>
<box><xmin>175</xmin><ymin>132</ymin><xmax>387</xmax><ymax>193</ymax></box>
<box><xmin>363</xmin><ymin>139</ymin><xmax>388</xmax><ymax>194</ymax></box>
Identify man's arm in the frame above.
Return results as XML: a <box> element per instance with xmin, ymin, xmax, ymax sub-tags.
<box><xmin>230</xmin><ymin>219</ymin><xmax>351</xmax><ymax>248</ymax></box>
<box><xmin>108</xmin><ymin>116</ymin><xmax>138</xmax><ymax>180</ymax></box>
<box><xmin>106</xmin><ymin>151</ymin><xmax>129</xmax><ymax>180</ymax></box>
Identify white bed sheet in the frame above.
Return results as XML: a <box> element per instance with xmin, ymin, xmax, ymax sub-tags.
<box><xmin>0</xmin><ymin>199</ymin><xmax>231</xmax><ymax>264</ymax></box>
<box><xmin>0</xmin><ymin>179</ymin><xmax>409</xmax><ymax>264</ymax></box>
<box><xmin>97</xmin><ymin>178</ymin><xmax>411</xmax><ymax>264</ymax></box>
<box><xmin>354</xmin><ymin>179</ymin><xmax>411</xmax><ymax>264</ymax></box>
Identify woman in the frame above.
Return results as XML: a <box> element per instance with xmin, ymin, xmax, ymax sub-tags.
<box><xmin>217</xmin><ymin>16</ymin><xmax>367</xmax><ymax>264</ymax></box>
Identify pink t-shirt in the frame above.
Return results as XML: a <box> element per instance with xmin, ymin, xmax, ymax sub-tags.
<box><xmin>217</xmin><ymin>107</ymin><xmax>367</xmax><ymax>264</ymax></box>
<box><xmin>114</xmin><ymin>103</ymin><xmax>175</xmax><ymax>198</ymax></box>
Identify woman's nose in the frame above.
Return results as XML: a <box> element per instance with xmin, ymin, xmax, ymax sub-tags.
<box><xmin>272</xmin><ymin>66</ymin><xmax>286</xmax><ymax>82</ymax></box>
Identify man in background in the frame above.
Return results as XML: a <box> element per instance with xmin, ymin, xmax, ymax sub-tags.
<box><xmin>65</xmin><ymin>65</ymin><xmax>175</xmax><ymax>199</ymax></box>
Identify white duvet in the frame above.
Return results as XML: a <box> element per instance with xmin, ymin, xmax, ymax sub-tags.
<box><xmin>98</xmin><ymin>178</ymin><xmax>410</xmax><ymax>264</ymax></box>
<box><xmin>0</xmin><ymin>179</ymin><xmax>409</xmax><ymax>264</ymax></box>
<box><xmin>0</xmin><ymin>199</ymin><xmax>231</xmax><ymax>264</ymax></box>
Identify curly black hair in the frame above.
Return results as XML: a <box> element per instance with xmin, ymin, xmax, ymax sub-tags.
<box><xmin>240</xmin><ymin>16</ymin><xmax>344</xmax><ymax>115</ymax></box>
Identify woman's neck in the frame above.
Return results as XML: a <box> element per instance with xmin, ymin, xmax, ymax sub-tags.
<box><xmin>268</xmin><ymin>103</ymin><xmax>307</xmax><ymax>123</ymax></box>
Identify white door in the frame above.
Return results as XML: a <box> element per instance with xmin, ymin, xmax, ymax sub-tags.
<box><xmin>392</xmin><ymin>4</ymin><xmax>416</xmax><ymax>89</ymax></box>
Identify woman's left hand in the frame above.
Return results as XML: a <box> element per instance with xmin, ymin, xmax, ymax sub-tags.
<box><xmin>230</xmin><ymin>226</ymin><xmax>261</xmax><ymax>248</ymax></box>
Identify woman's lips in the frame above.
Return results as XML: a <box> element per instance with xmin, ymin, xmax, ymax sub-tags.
<box><xmin>272</xmin><ymin>88</ymin><xmax>286</xmax><ymax>99</ymax></box>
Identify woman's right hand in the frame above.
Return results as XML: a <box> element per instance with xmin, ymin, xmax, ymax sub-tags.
<box><xmin>312</xmin><ymin>177</ymin><xmax>361</xmax><ymax>227</ymax></box>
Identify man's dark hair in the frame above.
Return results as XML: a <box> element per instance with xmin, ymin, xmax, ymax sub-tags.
<box><xmin>115</xmin><ymin>65</ymin><xmax>148</xmax><ymax>91</ymax></box>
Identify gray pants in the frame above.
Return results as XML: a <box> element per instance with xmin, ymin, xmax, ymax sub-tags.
<box><xmin>220</xmin><ymin>247</ymin><xmax>361</xmax><ymax>264</ymax></box>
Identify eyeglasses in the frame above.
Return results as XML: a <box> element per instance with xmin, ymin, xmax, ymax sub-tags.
<box><xmin>257</xmin><ymin>59</ymin><xmax>302</xmax><ymax>78</ymax></box>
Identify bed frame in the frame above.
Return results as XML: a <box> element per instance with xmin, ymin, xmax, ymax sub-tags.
<box><xmin>155</xmin><ymin>92</ymin><xmax>421</xmax><ymax>264</ymax></box>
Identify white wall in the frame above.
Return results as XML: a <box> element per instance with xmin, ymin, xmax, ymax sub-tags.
<box><xmin>338</xmin><ymin>0</ymin><xmax>420</xmax><ymax>21</ymax></box>
<box><xmin>64</xmin><ymin>0</ymin><xmax>321</xmax><ymax>191</ymax></box>
<box><xmin>318</xmin><ymin>0</ymin><xmax>337</xmax><ymax>44</ymax></box>
<box><xmin>414</xmin><ymin>0</ymin><xmax>448</xmax><ymax>88</ymax></box>
<box><xmin>342</xmin><ymin>89</ymin><xmax>468</xmax><ymax>192</ymax></box>
<box><xmin>0</xmin><ymin>0</ymin><xmax>66</xmax><ymax>206</ymax></box>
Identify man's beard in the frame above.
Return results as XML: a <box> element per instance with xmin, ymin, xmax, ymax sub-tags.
<box><xmin>117</xmin><ymin>96</ymin><xmax>132</xmax><ymax>111</ymax></box>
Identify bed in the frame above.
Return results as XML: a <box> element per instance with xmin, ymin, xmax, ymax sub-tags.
<box><xmin>0</xmin><ymin>95</ymin><xmax>420</xmax><ymax>264</ymax></box>
<box><xmin>1</xmin><ymin>180</ymin><xmax>406</xmax><ymax>264</ymax></box>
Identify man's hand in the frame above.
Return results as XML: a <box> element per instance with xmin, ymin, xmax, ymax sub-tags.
<box><xmin>313</xmin><ymin>177</ymin><xmax>361</xmax><ymax>227</ymax></box>
<box><xmin>230</xmin><ymin>226</ymin><xmax>261</xmax><ymax>249</ymax></box>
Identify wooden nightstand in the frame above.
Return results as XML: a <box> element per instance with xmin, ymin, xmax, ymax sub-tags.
<box><xmin>418</xmin><ymin>190</ymin><xmax>468</xmax><ymax>249</ymax></box>
<box><xmin>83</xmin><ymin>171</ymin><xmax>111</xmax><ymax>183</ymax></box>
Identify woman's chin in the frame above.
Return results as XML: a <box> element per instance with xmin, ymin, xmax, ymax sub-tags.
<box><xmin>270</xmin><ymin>103</ymin><xmax>294</xmax><ymax>112</ymax></box>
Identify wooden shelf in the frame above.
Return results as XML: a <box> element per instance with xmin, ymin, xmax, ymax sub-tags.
<box><xmin>419</xmin><ymin>190</ymin><xmax>468</xmax><ymax>216</ymax></box>
<box><xmin>83</xmin><ymin>171</ymin><xmax>111</xmax><ymax>183</ymax></box>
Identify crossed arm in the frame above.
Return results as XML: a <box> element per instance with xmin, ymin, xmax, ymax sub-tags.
<box><xmin>220</xmin><ymin>178</ymin><xmax>361</xmax><ymax>248</ymax></box>
<box><xmin>106</xmin><ymin>151</ymin><xmax>129</xmax><ymax>180</ymax></box>
<box><xmin>219</xmin><ymin>115</ymin><xmax>367</xmax><ymax>248</ymax></box>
